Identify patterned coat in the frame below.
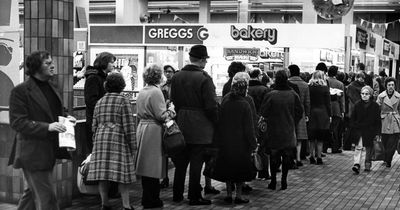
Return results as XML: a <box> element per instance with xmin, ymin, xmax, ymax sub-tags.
<box><xmin>136</xmin><ymin>85</ymin><xmax>175</xmax><ymax>179</ymax></box>
<box><xmin>87</xmin><ymin>93</ymin><xmax>136</xmax><ymax>184</ymax></box>
<box><xmin>289</xmin><ymin>76</ymin><xmax>310</xmax><ymax>140</ymax></box>
<box><xmin>376</xmin><ymin>91</ymin><xmax>400</xmax><ymax>134</ymax></box>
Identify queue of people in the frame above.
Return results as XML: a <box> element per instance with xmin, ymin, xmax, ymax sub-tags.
<box><xmin>8</xmin><ymin>47</ymin><xmax>399</xmax><ymax>210</ymax></box>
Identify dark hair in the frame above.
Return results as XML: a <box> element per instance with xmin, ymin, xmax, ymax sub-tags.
<box><xmin>357</xmin><ymin>63</ymin><xmax>365</xmax><ymax>71</ymax></box>
<box><xmin>93</xmin><ymin>52</ymin><xmax>116</xmax><ymax>71</ymax></box>
<box><xmin>261</xmin><ymin>73</ymin><xmax>270</xmax><ymax>86</ymax></box>
<box><xmin>385</xmin><ymin>77</ymin><xmax>396</xmax><ymax>88</ymax></box>
<box><xmin>379</xmin><ymin>70</ymin><xmax>387</xmax><ymax>77</ymax></box>
<box><xmin>336</xmin><ymin>71</ymin><xmax>345</xmax><ymax>83</ymax></box>
<box><xmin>143</xmin><ymin>64</ymin><xmax>163</xmax><ymax>85</ymax></box>
<box><xmin>105</xmin><ymin>72</ymin><xmax>126</xmax><ymax>93</ymax></box>
<box><xmin>25</xmin><ymin>51</ymin><xmax>50</xmax><ymax>76</ymax></box>
<box><xmin>288</xmin><ymin>64</ymin><xmax>300</xmax><ymax>77</ymax></box>
<box><xmin>228</xmin><ymin>62</ymin><xmax>246</xmax><ymax>78</ymax></box>
<box><xmin>316</xmin><ymin>62</ymin><xmax>328</xmax><ymax>72</ymax></box>
<box><xmin>328</xmin><ymin>65</ymin><xmax>338</xmax><ymax>77</ymax></box>
<box><xmin>163</xmin><ymin>65</ymin><xmax>176</xmax><ymax>73</ymax></box>
<box><xmin>355</xmin><ymin>72</ymin><xmax>365</xmax><ymax>79</ymax></box>
<box><xmin>275</xmin><ymin>70</ymin><xmax>288</xmax><ymax>86</ymax></box>
<box><xmin>248</xmin><ymin>68</ymin><xmax>261</xmax><ymax>78</ymax></box>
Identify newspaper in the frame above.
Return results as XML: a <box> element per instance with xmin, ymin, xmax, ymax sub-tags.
<box><xmin>58</xmin><ymin>116</ymin><xmax>76</xmax><ymax>151</ymax></box>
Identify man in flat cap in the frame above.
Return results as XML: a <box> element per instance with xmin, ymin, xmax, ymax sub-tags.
<box><xmin>170</xmin><ymin>44</ymin><xmax>218</xmax><ymax>205</ymax></box>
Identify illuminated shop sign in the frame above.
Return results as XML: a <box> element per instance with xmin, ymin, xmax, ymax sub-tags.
<box><xmin>230</xmin><ymin>25</ymin><xmax>277</xmax><ymax>45</ymax></box>
<box><xmin>145</xmin><ymin>25</ymin><xmax>208</xmax><ymax>44</ymax></box>
<box><xmin>224</xmin><ymin>48</ymin><xmax>259</xmax><ymax>61</ymax></box>
<box><xmin>383</xmin><ymin>40</ymin><xmax>390</xmax><ymax>56</ymax></box>
<box><xmin>356</xmin><ymin>28</ymin><xmax>368</xmax><ymax>50</ymax></box>
<box><xmin>260</xmin><ymin>50</ymin><xmax>284</xmax><ymax>60</ymax></box>
<box><xmin>90</xmin><ymin>26</ymin><xmax>143</xmax><ymax>44</ymax></box>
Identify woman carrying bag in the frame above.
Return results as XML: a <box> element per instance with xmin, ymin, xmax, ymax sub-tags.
<box><xmin>350</xmin><ymin>86</ymin><xmax>381</xmax><ymax>173</ymax></box>
<box><xmin>376</xmin><ymin>77</ymin><xmax>400</xmax><ymax>168</ymax></box>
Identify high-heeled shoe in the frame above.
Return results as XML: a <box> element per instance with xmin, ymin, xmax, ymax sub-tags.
<box><xmin>101</xmin><ymin>205</ymin><xmax>112</xmax><ymax>210</ymax></box>
<box><xmin>268</xmin><ymin>180</ymin><xmax>276</xmax><ymax>190</ymax></box>
<box><xmin>234</xmin><ymin>197</ymin><xmax>250</xmax><ymax>204</ymax></box>
<box><xmin>122</xmin><ymin>206</ymin><xmax>135</xmax><ymax>210</ymax></box>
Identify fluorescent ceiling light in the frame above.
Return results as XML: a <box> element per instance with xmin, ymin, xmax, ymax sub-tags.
<box><xmin>354</xmin><ymin>9</ymin><xmax>395</xmax><ymax>12</ymax></box>
<box><xmin>280</xmin><ymin>9</ymin><xmax>303</xmax><ymax>12</ymax></box>
<box><xmin>261</xmin><ymin>2</ymin><xmax>302</xmax><ymax>6</ymax></box>
<box><xmin>354</xmin><ymin>1</ymin><xmax>391</xmax><ymax>5</ymax></box>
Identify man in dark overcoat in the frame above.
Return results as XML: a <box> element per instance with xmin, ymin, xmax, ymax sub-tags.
<box><xmin>170</xmin><ymin>44</ymin><xmax>218</xmax><ymax>205</ymax></box>
<box><xmin>8</xmin><ymin>51</ymin><xmax>70</xmax><ymax>210</ymax></box>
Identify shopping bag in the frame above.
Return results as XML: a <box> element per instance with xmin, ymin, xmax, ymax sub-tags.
<box><xmin>163</xmin><ymin>120</ymin><xmax>185</xmax><ymax>156</ymax></box>
<box><xmin>371</xmin><ymin>137</ymin><xmax>385</xmax><ymax>161</ymax></box>
<box><xmin>77</xmin><ymin>154</ymin><xmax>99</xmax><ymax>194</ymax></box>
<box><xmin>252</xmin><ymin>145</ymin><xmax>264</xmax><ymax>171</ymax></box>
<box><xmin>203</xmin><ymin>147</ymin><xmax>219</xmax><ymax>178</ymax></box>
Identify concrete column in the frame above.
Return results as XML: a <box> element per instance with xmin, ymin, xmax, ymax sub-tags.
<box><xmin>199</xmin><ymin>0</ymin><xmax>210</xmax><ymax>23</ymax></box>
<box><xmin>74</xmin><ymin>0</ymin><xmax>88</xmax><ymax>27</ymax></box>
<box><xmin>238</xmin><ymin>0</ymin><xmax>249</xmax><ymax>23</ymax></box>
<box><xmin>117</xmin><ymin>0</ymin><xmax>148</xmax><ymax>24</ymax></box>
<box><xmin>343</xmin><ymin>7</ymin><xmax>354</xmax><ymax>73</ymax></box>
<box><xmin>284</xmin><ymin>47</ymin><xmax>290</xmax><ymax>69</ymax></box>
<box><xmin>302</xmin><ymin>0</ymin><xmax>317</xmax><ymax>24</ymax></box>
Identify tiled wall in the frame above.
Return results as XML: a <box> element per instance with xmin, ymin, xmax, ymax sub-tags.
<box><xmin>0</xmin><ymin>0</ymin><xmax>75</xmax><ymax>208</ymax></box>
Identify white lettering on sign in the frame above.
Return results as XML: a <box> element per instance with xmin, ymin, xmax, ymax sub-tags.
<box><xmin>231</xmin><ymin>25</ymin><xmax>277</xmax><ymax>44</ymax></box>
<box><xmin>148</xmin><ymin>28</ymin><xmax>193</xmax><ymax>39</ymax></box>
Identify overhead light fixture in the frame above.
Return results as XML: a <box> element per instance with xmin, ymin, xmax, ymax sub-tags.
<box><xmin>354</xmin><ymin>9</ymin><xmax>396</xmax><ymax>12</ymax></box>
<box><xmin>354</xmin><ymin>1</ymin><xmax>390</xmax><ymax>5</ymax></box>
<box><xmin>260</xmin><ymin>2</ymin><xmax>303</xmax><ymax>6</ymax></box>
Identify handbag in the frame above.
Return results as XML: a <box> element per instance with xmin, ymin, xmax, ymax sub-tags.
<box><xmin>163</xmin><ymin>120</ymin><xmax>185</xmax><ymax>156</ymax></box>
<box><xmin>203</xmin><ymin>147</ymin><xmax>219</xmax><ymax>178</ymax></box>
<box><xmin>77</xmin><ymin>154</ymin><xmax>99</xmax><ymax>194</ymax></box>
<box><xmin>371</xmin><ymin>136</ymin><xmax>385</xmax><ymax>161</ymax></box>
<box><xmin>252</xmin><ymin>145</ymin><xmax>263</xmax><ymax>171</ymax></box>
<box><xmin>257</xmin><ymin>116</ymin><xmax>267</xmax><ymax>133</ymax></box>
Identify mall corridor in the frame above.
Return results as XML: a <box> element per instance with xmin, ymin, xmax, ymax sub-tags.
<box><xmin>2</xmin><ymin>150</ymin><xmax>400</xmax><ymax>210</ymax></box>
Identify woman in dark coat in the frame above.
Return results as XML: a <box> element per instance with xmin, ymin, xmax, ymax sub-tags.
<box><xmin>213</xmin><ymin>72</ymin><xmax>257</xmax><ymax>204</ymax></box>
<box><xmin>308</xmin><ymin>70</ymin><xmax>331</xmax><ymax>165</ymax></box>
<box><xmin>261</xmin><ymin>70</ymin><xmax>303</xmax><ymax>191</ymax></box>
<box><xmin>350</xmin><ymin>86</ymin><xmax>381</xmax><ymax>173</ymax></box>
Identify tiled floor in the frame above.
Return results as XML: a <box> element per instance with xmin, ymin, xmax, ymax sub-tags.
<box><xmin>2</xmin><ymin>151</ymin><xmax>400</xmax><ymax>209</ymax></box>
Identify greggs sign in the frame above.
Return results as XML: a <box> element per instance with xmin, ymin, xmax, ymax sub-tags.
<box><xmin>230</xmin><ymin>25</ymin><xmax>277</xmax><ymax>45</ymax></box>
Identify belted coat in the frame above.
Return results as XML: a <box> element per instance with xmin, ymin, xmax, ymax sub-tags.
<box><xmin>376</xmin><ymin>91</ymin><xmax>400</xmax><ymax>134</ymax></box>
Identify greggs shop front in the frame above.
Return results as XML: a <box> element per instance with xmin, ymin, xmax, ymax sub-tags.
<box><xmin>86</xmin><ymin>23</ymin><xmax>398</xmax><ymax>97</ymax></box>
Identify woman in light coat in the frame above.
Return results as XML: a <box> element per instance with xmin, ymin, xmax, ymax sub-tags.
<box><xmin>136</xmin><ymin>64</ymin><xmax>176</xmax><ymax>208</ymax></box>
<box><xmin>376</xmin><ymin>77</ymin><xmax>400</xmax><ymax>168</ymax></box>
<box><xmin>87</xmin><ymin>73</ymin><xmax>136</xmax><ymax>210</ymax></box>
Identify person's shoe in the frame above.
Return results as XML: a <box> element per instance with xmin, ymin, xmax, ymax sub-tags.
<box><xmin>101</xmin><ymin>205</ymin><xmax>112</xmax><ymax>210</ymax></box>
<box><xmin>310</xmin><ymin>157</ymin><xmax>316</xmax><ymax>164</ymax></box>
<box><xmin>122</xmin><ymin>206</ymin><xmax>135</xmax><ymax>210</ymax></box>
<box><xmin>242</xmin><ymin>184</ymin><xmax>253</xmax><ymax>193</ymax></box>
<box><xmin>364</xmin><ymin>168</ymin><xmax>371</xmax><ymax>172</ymax></box>
<box><xmin>386</xmin><ymin>162</ymin><xmax>391</xmax><ymax>168</ymax></box>
<box><xmin>352</xmin><ymin>164</ymin><xmax>360</xmax><ymax>174</ymax></box>
<box><xmin>321</xmin><ymin>153</ymin><xmax>326</xmax><ymax>157</ymax></box>
<box><xmin>296</xmin><ymin>160</ymin><xmax>303</xmax><ymax>167</ymax></box>
<box><xmin>332</xmin><ymin>149</ymin><xmax>343</xmax><ymax>154</ymax></box>
<box><xmin>160</xmin><ymin>178</ymin><xmax>169</xmax><ymax>189</ymax></box>
<box><xmin>143</xmin><ymin>200</ymin><xmax>163</xmax><ymax>209</ymax></box>
<box><xmin>280</xmin><ymin>180</ymin><xmax>287</xmax><ymax>190</ymax></box>
<box><xmin>268</xmin><ymin>181</ymin><xmax>276</xmax><ymax>190</ymax></box>
<box><xmin>204</xmin><ymin>186</ymin><xmax>220</xmax><ymax>195</ymax></box>
<box><xmin>316</xmin><ymin>158</ymin><xmax>323</xmax><ymax>165</ymax></box>
<box><xmin>257</xmin><ymin>171</ymin><xmax>270</xmax><ymax>179</ymax></box>
<box><xmin>223</xmin><ymin>196</ymin><xmax>233</xmax><ymax>204</ymax></box>
<box><xmin>189</xmin><ymin>198</ymin><xmax>211</xmax><ymax>206</ymax></box>
<box><xmin>173</xmin><ymin>196</ymin><xmax>184</xmax><ymax>203</ymax></box>
<box><xmin>234</xmin><ymin>197</ymin><xmax>250</xmax><ymax>204</ymax></box>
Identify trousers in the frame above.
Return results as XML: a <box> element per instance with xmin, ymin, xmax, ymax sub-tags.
<box><xmin>18</xmin><ymin>168</ymin><xmax>59</xmax><ymax>210</ymax></box>
<box><xmin>353</xmin><ymin>137</ymin><xmax>372</xmax><ymax>169</ymax></box>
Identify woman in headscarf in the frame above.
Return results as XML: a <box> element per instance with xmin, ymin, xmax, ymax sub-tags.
<box><xmin>350</xmin><ymin>86</ymin><xmax>381</xmax><ymax>173</ymax></box>
<box><xmin>213</xmin><ymin>72</ymin><xmax>257</xmax><ymax>204</ymax></box>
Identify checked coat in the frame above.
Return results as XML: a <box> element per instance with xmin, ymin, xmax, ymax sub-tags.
<box><xmin>87</xmin><ymin>92</ymin><xmax>137</xmax><ymax>184</ymax></box>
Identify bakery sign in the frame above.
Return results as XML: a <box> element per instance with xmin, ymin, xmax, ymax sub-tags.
<box><xmin>223</xmin><ymin>48</ymin><xmax>260</xmax><ymax>61</ymax></box>
<box><xmin>230</xmin><ymin>25</ymin><xmax>277</xmax><ymax>45</ymax></box>
<box><xmin>145</xmin><ymin>25</ymin><xmax>209</xmax><ymax>44</ymax></box>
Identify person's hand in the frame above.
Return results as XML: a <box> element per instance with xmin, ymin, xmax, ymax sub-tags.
<box><xmin>305</xmin><ymin>116</ymin><xmax>309</xmax><ymax>122</ymax></box>
<box><xmin>329</xmin><ymin>117</ymin><xmax>332</xmax><ymax>123</ymax></box>
<box><xmin>48</xmin><ymin>122</ymin><xmax>66</xmax><ymax>133</ymax></box>
<box><xmin>168</xmin><ymin>102</ymin><xmax>175</xmax><ymax>112</ymax></box>
<box><xmin>67</xmin><ymin>115</ymin><xmax>77</xmax><ymax>125</ymax></box>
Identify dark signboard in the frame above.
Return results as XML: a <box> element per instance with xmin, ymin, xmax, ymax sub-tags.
<box><xmin>383</xmin><ymin>40</ymin><xmax>390</xmax><ymax>56</ymax></box>
<box><xmin>90</xmin><ymin>26</ymin><xmax>143</xmax><ymax>44</ymax></box>
<box><xmin>224</xmin><ymin>48</ymin><xmax>259</xmax><ymax>61</ymax></box>
<box><xmin>356</xmin><ymin>27</ymin><xmax>368</xmax><ymax>50</ymax></box>
<box><xmin>369</xmin><ymin>35</ymin><xmax>376</xmax><ymax>49</ymax></box>
<box><xmin>144</xmin><ymin>25</ymin><xmax>208</xmax><ymax>44</ymax></box>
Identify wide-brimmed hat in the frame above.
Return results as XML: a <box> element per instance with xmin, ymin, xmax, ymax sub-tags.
<box><xmin>189</xmin><ymin>45</ymin><xmax>209</xmax><ymax>59</ymax></box>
